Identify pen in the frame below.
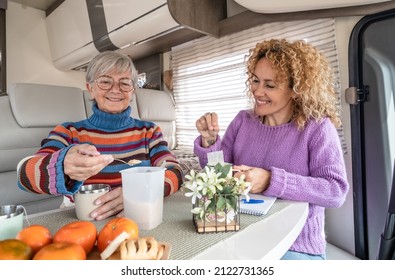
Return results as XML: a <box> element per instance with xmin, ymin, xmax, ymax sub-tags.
<box><xmin>241</xmin><ymin>198</ymin><xmax>264</xmax><ymax>204</ymax></box>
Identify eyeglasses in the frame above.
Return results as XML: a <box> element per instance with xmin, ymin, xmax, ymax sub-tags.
<box><xmin>95</xmin><ymin>76</ymin><xmax>134</xmax><ymax>92</ymax></box>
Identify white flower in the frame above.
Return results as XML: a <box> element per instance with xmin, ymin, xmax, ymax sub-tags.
<box><xmin>197</xmin><ymin>167</ymin><xmax>225</xmax><ymax>197</ymax></box>
<box><xmin>184</xmin><ymin>179</ymin><xmax>203</xmax><ymax>204</ymax></box>
<box><xmin>191</xmin><ymin>206</ymin><xmax>203</xmax><ymax>214</ymax></box>
<box><xmin>184</xmin><ymin>169</ymin><xmax>198</xmax><ymax>182</ymax></box>
<box><xmin>234</xmin><ymin>174</ymin><xmax>252</xmax><ymax>198</ymax></box>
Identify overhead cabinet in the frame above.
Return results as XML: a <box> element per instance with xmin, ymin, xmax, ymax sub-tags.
<box><xmin>45</xmin><ymin>0</ymin><xmax>226</xmax><ymax>71</ymax></box>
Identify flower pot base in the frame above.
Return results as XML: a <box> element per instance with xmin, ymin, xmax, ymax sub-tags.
<box><xmin>195</xmin><ymin>219</ymin><xmax>240</xmax><ymax>233</ymax></box>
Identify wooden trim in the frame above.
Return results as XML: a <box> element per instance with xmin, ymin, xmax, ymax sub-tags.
<box><xmin>167</xmin><ymin>0</ymin><xmax>227</xmax><ymax>37</ymax></box>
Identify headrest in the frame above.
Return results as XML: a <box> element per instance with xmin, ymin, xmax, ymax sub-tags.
<box><xmin>135</xmin><ymin>88</ymin><xmax>175</xmax><ymax>121</ymax></box>
<box><xmin>8</xmin><ymin>83</ymin><xmax>87</xmax><ymax>128</ymax></box>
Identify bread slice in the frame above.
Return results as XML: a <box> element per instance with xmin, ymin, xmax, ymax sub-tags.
<box><xmin>119</xmin><ymin>237</ymin><xmax>165</xmax><ymax>260</ymax></box>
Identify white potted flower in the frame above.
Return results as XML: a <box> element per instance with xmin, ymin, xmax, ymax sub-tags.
<box><xmin>183</xmin><ymin>163</ymin><xmax>252</xmax><ymax>233</ymax></box>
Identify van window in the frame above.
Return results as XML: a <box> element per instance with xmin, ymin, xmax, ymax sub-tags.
<box><xmin>171</xmin><ymin>18</ymin><xmax>346</xmax><ymax>152</ymax></box>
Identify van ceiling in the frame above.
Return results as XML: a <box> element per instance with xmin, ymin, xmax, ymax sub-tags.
<box><xmin>234</xmin><ymin>0</ymin><xmax>391</xmax><ymax>13</ymax></box>
<box><xmin>8</xmin><ymin>0</ymin><xmax>395</xmax><ymax>70</ymax></box>
<box><xmin>8</xmin><ymin>0</ymin><xmax>393</xmax><ymax>13</ymax></box>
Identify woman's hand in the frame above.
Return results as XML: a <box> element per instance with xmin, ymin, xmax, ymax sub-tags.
<box><xmin>233</xmin><ymin>165</ymin><xmax>271</xmax><ymax>193</ymax></box>
<box><xmin>195</xmin><ymin>112</ymin><xmax>220</xmax><ymax>147</ymax></box>
<box><xmin>64</xmin><ymin>144</ymin><xmax>114</xmax><ymax>181</ymax></box>
<box><xmin>90</xmin><ymin>187</ymin><xmax>124</xmax><ymax>221</ymax></box>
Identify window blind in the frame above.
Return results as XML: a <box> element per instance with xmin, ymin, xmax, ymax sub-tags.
<box><xmin>171</xmin><ymin>18</ymin><xmax>347</xmax><ymax>153</ymax></box>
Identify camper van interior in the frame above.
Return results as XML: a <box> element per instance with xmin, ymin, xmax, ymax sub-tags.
<box><xmin>1</xmin><ymin>0</ymin><xmax>395</xmax><ymax>261</ymax></box>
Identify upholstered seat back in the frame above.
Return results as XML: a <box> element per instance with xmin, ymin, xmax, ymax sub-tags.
<box><xmin>0</xmin><ymin>83</ymin><xmax>88</xmax><ymax>214</ymax></box>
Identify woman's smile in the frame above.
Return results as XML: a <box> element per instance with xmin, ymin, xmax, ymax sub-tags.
<box><xmin>255</xmin><ymin>98</ymin><xmax>271</xmax><ymax>106</ymax></box>
<box><xmin>105</xmin><ymin>96</ymin><xmax>124</xmax><ymax>102</ymax></box>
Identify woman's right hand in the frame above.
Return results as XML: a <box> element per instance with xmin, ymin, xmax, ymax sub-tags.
<box><xmin>195</xmin><ymin>112</ymin><xmax>220</xmax><ymax>147</ymax></box>
<box><xmin>64</xmin><ymin>144</ymin><xmax>114</xmax><ymax>181</ymax></box>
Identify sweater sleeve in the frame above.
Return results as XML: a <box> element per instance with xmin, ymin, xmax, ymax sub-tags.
<box><xmin>17</xmin><ymin>124</ymin><xmax>83</xmax><ymax>196</ymax></box>
<box><xmin>263</xmin><ymin>119</ymin><xmax>349</xmax><ymax>208</ymax></box>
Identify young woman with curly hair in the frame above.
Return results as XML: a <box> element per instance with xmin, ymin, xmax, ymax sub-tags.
<box><xmin>193</xmin><ymin>38</ymin><xmax>349</xmax><ymax>260</ymax></box>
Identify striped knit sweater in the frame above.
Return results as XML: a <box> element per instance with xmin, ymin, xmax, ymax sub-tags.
<box><xmin>194</xmin><ymin>110</ymin><xmax>349</xmax><ymax>255</ymax></box>
<box><xmin>17</xmin><ymin>104</ymin><xmax>182</xmax><ymax>197</ymax></box>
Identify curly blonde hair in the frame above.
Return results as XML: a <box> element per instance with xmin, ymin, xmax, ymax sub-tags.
<box><xmin>246</xmin><ymin>38</ymin><xmax>341</xmax><ymax>129</ymax></box>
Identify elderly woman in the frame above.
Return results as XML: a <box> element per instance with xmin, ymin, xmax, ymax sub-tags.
<box><xmin>17</xmin><ymin>51</ymin><xmax>183</xmax><ymax>220</ymax></box>
<box><xmin>193</xmin><ymin>39</ymin><xmax>349</xmax><ymax>260</ymax></box>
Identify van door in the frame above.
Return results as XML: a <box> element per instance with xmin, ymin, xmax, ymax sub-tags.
<box><xmin>348</xmin><ymin>9</ymin><xmax>395</xmax><ymax>260</ymax></box>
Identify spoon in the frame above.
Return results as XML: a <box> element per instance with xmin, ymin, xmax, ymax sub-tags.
<box><xmin>113</xmin><ymin>158</ymin><xmax>142</xmax><ymax>166</ymax></box>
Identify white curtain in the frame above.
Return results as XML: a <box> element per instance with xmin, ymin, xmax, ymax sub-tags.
<box><xmin>171</xmin><ymin>18</ymin><xmax>346</xmax><ymax>153</ymax></box>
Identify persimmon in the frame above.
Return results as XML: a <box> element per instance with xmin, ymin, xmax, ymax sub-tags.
<box><xmin>16</xmin><ymin>224</ymin><xmax>52</xmax><ymax>254</ymax></box>
<box><xmin>53</xmin><ymin>221</ymin><xmax>97</xmax><ymax>254</ymax></box>
<box><xmin>97</xmin><ymin>217</ymin><xmax>139</xmax><ymax>252</ymax></box>
<box><xmin>0</xmin><ymin>239</ymin><xmax>33</xmax><ymax>260</ymax></box>
<box><xmin>33</xmin><ymin>242</ymin><xmax>86</xmax><ymax>260</ymax></box>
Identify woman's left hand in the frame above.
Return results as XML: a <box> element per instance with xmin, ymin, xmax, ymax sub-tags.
<box><xmin>90</xmin><ymin>187</ymin><xmax>124</xmax><ymax>220</ymax></box>
<box><xmin>233</xmin><ymin>165</ymin><xmax>271</xmax><ymax>193</ymax></box>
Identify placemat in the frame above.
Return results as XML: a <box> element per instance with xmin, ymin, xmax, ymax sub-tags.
<box><xmin>24</xmin><ymin>192</ymin><xmax>289</xmax><ymax>260</ymax></box>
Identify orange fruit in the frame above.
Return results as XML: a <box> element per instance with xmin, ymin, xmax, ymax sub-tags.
<box><xmin>16</xmin><ymin>224</ymin><xmax>53</xmax><ymax>254</ymax></box>
<box><xmin>53</xmin><ymin>221</ymin><xmax>97</xmax><ymax>254</ymax></box>
<box><xmin>33</xmin><ymin>242</ymin><xmax>86</xmax><ymax>260</ymax></box>
<box><xmin>0</xmin><ymin>239</ymin><xmax>33</xmax><ymax>260</ymax></box>
<box><xmin>96</xmin><ymin>217</ymin><xmax>138</xmax><ymax>252</ymax></box>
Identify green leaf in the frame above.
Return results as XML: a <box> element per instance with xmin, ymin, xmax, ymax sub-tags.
<box><xmin>216</xmin><ymin>195</ymin><xmax>226</xmax><ymax>210</ymax></box>
<box><xmin>212</xmin><ymin>162</ymin><xmax>225</xmax><ymax>179</ymax></box>
<box><xmin>221</xmin><ymin>185</ymin><xmax>233</xmax><ymax>194</ymax></box>
<box><xmin>214</xmin><ymin>162</ymin><xmax>222</xmax><ymax>171</ymax></box>
<box><xmin>208</xmin><ymin>198</ymin><xmax>216</xmax><ymax>210</ymax></box>
<box><xmin>226</xmin><ymin>195</ymin><xmax>237</xmax><ymax>210</ymax></box>
<box><xmin>222</xmin><ymin>164</ymin><xmax>231</xmax><ymax>177</ymax></box>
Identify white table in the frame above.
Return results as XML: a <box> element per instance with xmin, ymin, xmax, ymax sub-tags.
<box><xmin>24</xmin><ymin>192</ymin><xmax>308</xmax><ymax>260</ymax></box>
<box><xmin>193</xmin><ymin>201</ymin><xmax>308</xmax><ymax>259</ymax></box>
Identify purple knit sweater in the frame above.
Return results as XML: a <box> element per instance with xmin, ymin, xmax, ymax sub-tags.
<box><xmin>194</xmin><ymin>110</ymin><xmax>349</xmax><ymax>255</ymax></box>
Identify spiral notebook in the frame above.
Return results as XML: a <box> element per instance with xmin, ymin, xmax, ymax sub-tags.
<box><xmin>240</xmin><ymin>194</ymin><xmax>277</xmax><ymax>216</ymax></box>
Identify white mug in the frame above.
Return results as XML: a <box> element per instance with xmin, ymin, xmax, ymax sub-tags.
<box><xmin>0</xmin><ymin>205</ymin><xmax>25</xmax><ymax>240</ymax></box>
<box><xmin>74</xmin><ymin>184</ymin><xmax>110</xmax><ymax>220</ymax></box>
